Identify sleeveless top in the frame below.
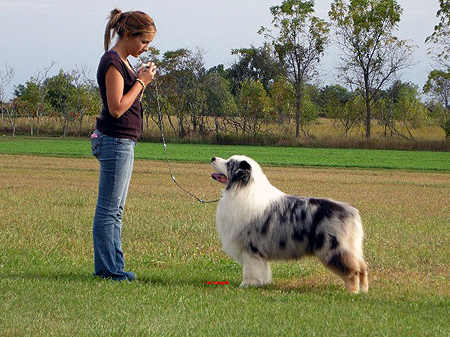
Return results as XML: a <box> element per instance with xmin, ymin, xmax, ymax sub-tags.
<box><xmin>96</xmin><ymin>50</ymin><xmax>143</xmax><ymax>141</ymax></box>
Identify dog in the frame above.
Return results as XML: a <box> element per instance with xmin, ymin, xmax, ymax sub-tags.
<box><xmin>211</xmin><ymin>155</ymin><xmax>368</xmax><ymax>293</ymax></box>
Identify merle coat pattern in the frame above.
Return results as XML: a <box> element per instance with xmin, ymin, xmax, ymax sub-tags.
<box><xmin>211</xmin><ymin>155</ymin><xmax>369</xmax><ymax>293</ymax></box>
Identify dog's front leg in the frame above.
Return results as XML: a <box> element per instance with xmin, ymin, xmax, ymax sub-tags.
<box><xmin>239</xmin><ymin>255</ymin><xmax>272</xmax><ymax>287</ymax></box>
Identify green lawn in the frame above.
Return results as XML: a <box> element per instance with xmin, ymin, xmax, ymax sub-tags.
<box><xmin>0</xmin><ymin>142</ymin><xmax>449</xmax><ymax>336</ymax></box>
<box><xmin>1</xmin><ymin>136</ymin><xmax>450</xmax><ymax>171</ymax></box>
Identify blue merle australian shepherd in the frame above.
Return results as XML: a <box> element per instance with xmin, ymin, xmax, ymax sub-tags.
<box><xmin>211</xmin><ymin>155</ymin><xmax>369</xmax><ymax>293</ymax></box>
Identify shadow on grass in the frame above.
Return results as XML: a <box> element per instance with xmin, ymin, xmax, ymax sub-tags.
<box><xmin>1</xmin><ymin>271</ymin><xmax>93</xmax><ymax>283</ymax></box>
<box><xmin>1</xmin><ymin>269</ymin><xmax>346</xmax><ymax>294</ymax></box>
<box><xmin>271</xmin><ymin>282</ymin><xmax>345</xmax><ymax>294</ymax></box>
<box><xmin>137</xmin><ymin>272</ymin><xmax>344</xmax><ymax>294</ymax></box>
<box><xmin>0</xmin><ymin>270</ymin><xmax>239</xmax><ymax>288</ymax></box>
<box><xmin>136</xmin><ymin>273</ymin><xmax>240</xmax><ymax>288</ymax></box>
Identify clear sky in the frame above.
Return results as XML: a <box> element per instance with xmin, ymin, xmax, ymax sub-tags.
<box><xmin>0</xmin><ymin>0</ymin><xmax>440</xmax><ymax>99</ymax></box>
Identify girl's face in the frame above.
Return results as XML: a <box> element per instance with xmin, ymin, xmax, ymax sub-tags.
<box><xmin>126</xmin><ymin>31</ymin><xmax>155</xmax><ymax>58</ymax></box>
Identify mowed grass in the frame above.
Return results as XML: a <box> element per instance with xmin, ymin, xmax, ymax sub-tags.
<box><xmin>1</xmin><ymin>136</ymin><xmax>450</xmax><ymax>171</ymax></box>
<box><xmin>1</xmin><ymin>153</ymin><xmax>450</xmax><ymax>336</ymax></box>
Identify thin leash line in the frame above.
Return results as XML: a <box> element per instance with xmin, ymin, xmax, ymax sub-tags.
<box><xmin>153</xmin><ymin>81</ymin><xmax>220</xmax><ymax>204</ymax></box>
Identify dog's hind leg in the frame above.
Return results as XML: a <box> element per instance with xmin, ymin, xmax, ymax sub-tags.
<box><xmin>359</xmin><ymin>259</ymin><xmax>369</xmax><ymax>293</ymax></box>
<box><xmin>239</xmin><ymin>254</ymin><xmax>272</xmax><ymax>288</ymax></box>
<box><xmin>324</xmin><ymin>250</ymin><xmax>363</xmax><ymax>293</ymax></box>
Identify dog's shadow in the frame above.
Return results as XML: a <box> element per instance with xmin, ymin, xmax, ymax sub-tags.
<box><xmin>269</xmin><ymin>282</ymin><xmax>344</xmax><ymax>294</ymax></box>
<box><xmin>138</xmin><ymin>274</ymin><xmax>343</xmax><ymax>294</ymax></box>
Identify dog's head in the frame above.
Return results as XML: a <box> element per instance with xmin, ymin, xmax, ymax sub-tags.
<box><xmin>211</xmin><ymin>155</ymin><xmax>256</xmax><ymax>190</ymax></box>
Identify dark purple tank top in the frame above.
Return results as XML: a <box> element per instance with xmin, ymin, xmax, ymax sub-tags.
<box><xmin>96</xmin><ymin>50</ymin><xmax>142</xmax><ymax>141</ymax></box>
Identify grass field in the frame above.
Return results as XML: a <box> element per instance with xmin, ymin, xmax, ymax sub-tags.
<box><xmin>1</xmin><ymin>140</ymin><xmax>449</xmax><ymax>336</ymax></box>
<box><xmin>1</xmin><ymin>136</ymin><xmax>450</xmax><ymax>171</ymax></box>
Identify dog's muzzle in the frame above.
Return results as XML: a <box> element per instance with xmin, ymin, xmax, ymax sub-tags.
<box><xmin>211</xmin><ymin>157</ymin><xmax>228</xmax><ymax>184</ymax></box>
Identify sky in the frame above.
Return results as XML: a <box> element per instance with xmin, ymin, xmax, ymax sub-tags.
<box><xmin>0</xmin><ymin>0</ymin><xmax>441</xmax><ymax>99</ymax></box>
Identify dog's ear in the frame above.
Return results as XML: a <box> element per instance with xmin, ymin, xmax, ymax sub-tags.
<box><xmin>239</xmin><ymin>160</ymin><xmax>251</xmax><ymax>171</ymax></box>
<box><xmin>234</xmin><ymin>160</ymin><xmax>251</xmax><ymax>181</ymax></box>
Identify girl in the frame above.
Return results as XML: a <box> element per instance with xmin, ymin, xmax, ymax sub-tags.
<box><xmin>91</xmin><ymin>8</ymin><xmax>157</xmax><ymax>281</ymax></box>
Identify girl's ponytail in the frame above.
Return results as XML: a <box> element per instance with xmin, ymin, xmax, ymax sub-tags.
<box><xmin>104</xmin><ymin>8</ymin><xmax>122</xmax><ymax>51</ymax></box>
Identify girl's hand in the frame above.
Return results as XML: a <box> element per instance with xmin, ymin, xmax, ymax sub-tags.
<box><xmin>138</xmin><ymin>62</ymin><xmax>157</xmax><ymax>85</ymax></box>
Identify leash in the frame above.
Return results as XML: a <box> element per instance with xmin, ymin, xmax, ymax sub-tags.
<box><xmin>153</xmin><ymin>81</ymin><xmax>221</xmax><ymax>204</ymax></box>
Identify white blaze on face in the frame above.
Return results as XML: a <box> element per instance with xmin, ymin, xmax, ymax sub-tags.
<box><xmin>211</xmin><ymin>157</ymin><xmax>228</xmax><ymax>184</ymax></box>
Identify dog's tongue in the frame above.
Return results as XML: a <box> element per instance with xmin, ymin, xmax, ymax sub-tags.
<box><xmin>212</xmin><ymin>173</ymin><xmax>228</xmax><ymax>184</ymax></box>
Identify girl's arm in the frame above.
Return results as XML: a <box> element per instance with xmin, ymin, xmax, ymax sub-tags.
<box><xmin>105</xmin><ymin>66</ymin><xmax>145</xmax><ymax>119</ymax></box>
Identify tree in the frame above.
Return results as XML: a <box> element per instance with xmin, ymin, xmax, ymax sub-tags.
<box><xmin>13</xmin><ymin>84</ymin><xmax>40</xmax><ymax>136</ymax></box>
<box><xmin>299</xmin><ymin>87</ymin><xmax>320</xmax><ymax>136</ymax></box>
<box><xmin>70</xmin><ymin>66</ymin><xmax>101</xmax><ymax>136</ymax></box>
<box><xmin>0</xmin><ymin>66</ymin><xmax>14</xmax><ymax>104</ymax></box>
<box><xmin>328</xmin><ymin>90</ymin><xmax>362</xmax><ymax>137</ymax></box>
<box><xmin>375</xmin><ymin>82</ymin><xmax>428</xmax><ymax>140</ymax></box>
<box><xmin>152</xmin><ymin>48</ymin><xmax>206</xmax><ymax>138</ymax></box>
<box><xmin>424</xmin><ymin>70</ymin><xmax>450</xmax><ymax>108</ymax></box>
<box><xmin>329</xmin><ymin>0</ymin><xmax>414</xmax><ymax>139</ymax></box>
<box><xmin>202</xmin><ymin>70</ymin><xmax>237</xmax><ymax>135</ymax></box>
<box><xmin>392</xmin><ymin>84</ymin><xmax>428</xmax><ymax>140</ymax></box>
<box><xmin>14</xmin><ymin>63</ymin><xmax>55</xmax><ymax>135</ymax></box>
<box><xmin>260</xmin><ymin>0</ymin><xmax>330</xmax><ymax>138</ymax></box>
<box><xmin>423</xmin><ymin>69</ymin><xmax>450</xmax><ymax>138</ymax></box>
<box><xmin>269</xmin><ymin>77</ymin><xmax>295</xmax><ymax>125</ymax></box>
<box><xmin>318</xmin><ymin>84</ymin><xmax>352</xmax><ymax>116</ymax></box>
<box><xmin>138</xmin><ymin>47</ymin><xmax>163</xmax><ymax>136</ymax></box>
<box><xmin>0</xmin><ymin>65</ymin><xmax>14</xmax><ymax>133</ymax></box>
<box><xmin>236</xmin><ymin>79</ymin><xmax>271</xmax><ymax>136</ymax></box>
<box><xmin>426</xmin><ymin>0</ymin><xmax>450</xmax><ymax>68</ymax></box>
<box><xmin>44</xmin><ymin>70</ymin><xmax>75</xmax><ymax>138</ymax></box>
<box><xmin>6</xmin><ymin>98</ymin><xmax>25</xmax><ymax>138</ymax></box>
<box><xmin>375</xmin><ymin>93</ymin><xmax>396</xmax><ymax>139</ymax></box>
<box><xmin>230</xmin><ymin>44</ymin><xmax>283</xmax><ymax>93</ymax></box>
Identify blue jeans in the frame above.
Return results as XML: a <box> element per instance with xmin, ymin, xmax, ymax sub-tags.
<box><xmin>91</xmin><ymin>130</ymin><xmax>136</xmax><ymax>281</ymax></box>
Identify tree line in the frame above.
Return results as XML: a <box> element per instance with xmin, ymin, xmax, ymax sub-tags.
<box><xmin>1</xmin><ymin>0</ymin><xmax>449</xmax><ymax>141</ymax></box>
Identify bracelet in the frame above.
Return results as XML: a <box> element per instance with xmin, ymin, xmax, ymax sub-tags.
<box><xmin>136</xmin><ymin>79</ymin><xmax>146</xmax><ymax>90</ymax></box>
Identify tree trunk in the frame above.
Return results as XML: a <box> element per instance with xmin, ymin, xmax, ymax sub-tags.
<box><xmin>364</xmin><ymin>73</ymin><xmax>371</xmax><ymax>139</ymax></box>
<box><xmin>63</xmin><ymin>117</ymin><xmax>69</xmax><ymax>139</ymax></box>
<box><xmin>30</xmin><ymin>117</ymin><xmax>34</xmax><ymax>136</ymax></box>
<box><xmin>36</xmin><ymin>115</ymin><xmax>40</xmax><ymax>135</ymax></box>
<box><xmin>295</xmin><ymin>89</ymin><xmax>303</xmax><ymax>138</ymax></box>
<box><xmin>78</xmin><ymin>115</ymin><xmax>84</xmax><ymax>137</ymax></box>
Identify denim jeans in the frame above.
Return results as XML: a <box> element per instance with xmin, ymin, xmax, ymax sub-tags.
<box><xmin>91</xmin><ymin>130</ymin><xmax>136</xmax><ymax>281</ymax></box>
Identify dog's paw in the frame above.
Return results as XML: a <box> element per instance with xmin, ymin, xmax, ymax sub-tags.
<box><xmin>360</xmin><ymin>283</ymin><xmax>369</xmax><ymax>293</ymax></box>
<box><xmin>239</xmin><ymin>280</ymin><xmax>269</xmax><ymax>288</ymax></box>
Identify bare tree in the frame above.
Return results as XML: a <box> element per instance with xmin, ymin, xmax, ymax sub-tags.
<box><xmin>0</xmin><ymin>65</ymin><xmax>15</xmax><ymax>132</ymax></box>
<box><xmin>32</xmin><ymin>62</ymin><xmax>55</xmax><ymax>134</ymax></box>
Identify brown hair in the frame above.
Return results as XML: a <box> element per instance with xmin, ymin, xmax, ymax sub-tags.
<box><xmin>104</xmin><ymin>8</ymin><xmax>156</xmax><ymax>51</ymax></box>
